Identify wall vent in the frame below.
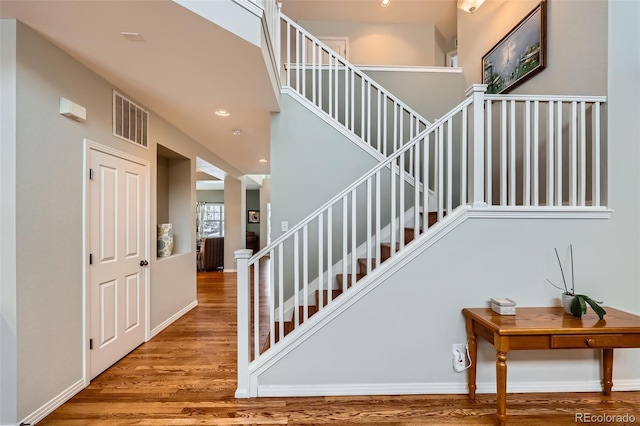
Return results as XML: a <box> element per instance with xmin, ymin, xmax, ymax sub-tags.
<box><xmin>113</xmin><ymin>91</ymin><xmax>148</xmax><ymax>148</ymax></box>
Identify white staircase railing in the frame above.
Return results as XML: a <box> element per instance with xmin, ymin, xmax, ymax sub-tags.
<box><xmin>236</xmin><ymin>85</ymin><xmax>607</xmax><ymax>397</ymax></box>
<box><xmin>281</xmin><ymin>14</ymin><xmax>431</xmax><ymax>160</ymax></box>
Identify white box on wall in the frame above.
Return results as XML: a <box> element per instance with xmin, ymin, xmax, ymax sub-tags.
<box><xmin>59</xmin><ymin>97</ymin><xmax>86</xmax><ymax>121</ymax></box>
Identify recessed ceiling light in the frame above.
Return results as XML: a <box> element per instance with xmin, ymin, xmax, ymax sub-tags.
<box><xmin>121</xmin><ymin>32</ymin><xmax>145</xmax><ymax>42</ymax></box>
<box><xmin>232</xmin><ymin>129</ymin><xmax>242</xmax><ymax>136</ymax></box>
<box><xmin>381</xmin><ymin>0</ymin><xmax>391</xmax><ymax>7</ymax></box>
<box><xmin>215</xmin><ymin>109</ymin><xmax>230</xmax><ymax>117</ymax></box>
<box><xmin>259</xmin><ymin>159</ymin><xmax>268</xmax><ymax>163</ymax></box>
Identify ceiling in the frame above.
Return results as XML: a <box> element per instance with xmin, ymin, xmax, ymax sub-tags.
<box><xmin>1</xmin><ymin>0</ymin><xmax>457</xmax><ymax>179</ymax></box>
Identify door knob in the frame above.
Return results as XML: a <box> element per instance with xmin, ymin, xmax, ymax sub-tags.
<box><xmin>140</xmin><ymin>260</ymin><xmax>149</xmax><ymax>266</ymax></box>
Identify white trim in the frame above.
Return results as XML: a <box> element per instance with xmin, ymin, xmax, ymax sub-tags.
<box><xmin>257</xmin><ymin>379</ymin><xmax>640</xmax><ymax>397</ymax></box>
<box><xmin>358</xmin><ymin>65</ymin><xmax>462</xmax><ymax>74</ymax></box>
<box><xmin>285</xmin><ymin>64</ymin><xmax>462</xmax><ymax>74</ymax></box>
<box><xmin>149</xmin><ymin>300</ymin><xmax>198</xmax><ymax>339</ymax></box>
<box><xmin>469</xmin><ymin>206</ymin><xmax>613</xmax><ymax>219</ymax></box>
<box><xmin>83</xmin><ymin>139</ymin><xmax>151</xmax><ymax>385</ymax></box>
<box><xmin>19</xmin><ymin>378</ymin><xmax>85</xmax><ymax>426</ymax></box>
<box><xmin>231</xmin><ymin>0</ymin><xmax>263</xmax><ymax>17</ymax></box>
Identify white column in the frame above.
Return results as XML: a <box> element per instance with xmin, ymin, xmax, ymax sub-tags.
<box><xmin>234</xmin><ymin>249</ymin><xmax>253</xmax><ymax>398</ymax></box>
<box><xmin>465</xmin><ymin>84</ymin><xmax>488</xmax><ymax>207</ymax></box>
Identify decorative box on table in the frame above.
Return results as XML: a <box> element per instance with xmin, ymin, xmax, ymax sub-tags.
<box><xmin>490</xmin><ymin>298</ymin><xmax>517</xmax><ymax>315</ymax></box>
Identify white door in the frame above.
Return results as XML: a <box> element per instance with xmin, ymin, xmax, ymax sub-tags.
<box><xmin>89</xmin><ymin>148</ymin><xmax>148</xmax><ymax>379</ymax></box>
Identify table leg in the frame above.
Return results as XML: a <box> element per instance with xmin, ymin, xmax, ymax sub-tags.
<box><xmin>466</xmin><ymin>318</ymin><xmax>477</xmax><ymax>400</ymax></box>
<box><xmin>602</xmin><ymin>348</ymin><xmax>613</xmax><ymax>396</ymax></box>
<box><xmin>496</xmin><ymin>351</ymin><xmax>508</xmax><ymax>426</ymax></box>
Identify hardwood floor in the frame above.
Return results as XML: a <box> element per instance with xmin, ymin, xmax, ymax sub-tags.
<box><xmin>41</xmin><ymin>270</ymin><xmax>639</xmax><ymax>425</ymax></box>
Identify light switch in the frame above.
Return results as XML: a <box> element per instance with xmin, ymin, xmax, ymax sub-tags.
<box><xmin>281</xmin><ymin>221</ymin><xmax>289</xmax><ymax>232</ymax></box>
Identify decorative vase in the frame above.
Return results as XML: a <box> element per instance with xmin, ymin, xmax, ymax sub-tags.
<box><xmin>562</xmin><ymin>293</ymin><xmax>574</xmax><ymax>314</ymax></box>
<box><xmin>157</xmin><ymin>223</ymin><xmax>174</xmax><ymax>257</ymax></box>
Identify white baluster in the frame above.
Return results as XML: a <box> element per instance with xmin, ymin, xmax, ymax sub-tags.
<box><xmin>570</xmin><ymin>101</ymin><xmax>577</xmax><ymax>206</ymax></box>
<box><xmin>556</xmin><ymin>101</ymin><xmax>563</xmax><ymax>206</ymax></box>
<box><xmin>509</xmin><ymin>100</ymin><xmax>516</xmax><ymax>206</ymax></box>
<box><xmin>485</xmin><ymin>101</ymin><xmax>492</xmax><ymax>206</ymax></box>
<box><xmin>293</xmin><ymin>232</ymin><xmax>299</xmax><ymax>327</ymax></box>
<box><xmin>579</xmin><ymin>101</ymin><xmax>586</xmax><ymax>206</ymax></box>
<box><xmin>524</xmin><ymin>100</ymin><xmax>531</xmax><ymax>206</ymax></box>
<box><xmin>533</xmin><ymin>100</ymin><xmax>539</xmax><ymax>206</ymax></box>
<box><xmin>501</xmin><ymin>100</ymin><xmax>507</xmax><ymax>206</ymax></box>
<box><xmin>461</xmin><ymin>106</ymin><xmax>468</xmax><ymax>207</ymax></box>
<box><xmin>592</xmin><ymin>102</ymin><xmax>601</xmax><ymax>206</ymax></box>
<box><xmin>447</xmin><ymin>118</ymin><xmax>453</xmax><ymax>214</ymax></box>
<box><xmin>547</xmin><ymin>101</ymin><xmax>554</xmax><ymax>206</ymax></box>
<box><xmin>303</xmin><ymin>224</ymin><xmax>308</xmax><ymax>321</ymax></box>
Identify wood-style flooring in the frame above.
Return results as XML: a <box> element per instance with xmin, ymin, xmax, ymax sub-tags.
<box><xmin>41</xmin><ymin>269</ymin><xmax>640</xmax><ymax>425</ymax></box>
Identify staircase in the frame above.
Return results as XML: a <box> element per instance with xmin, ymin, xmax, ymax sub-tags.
<box><xmin>235</xmin><ymin>7</ymin><xmax>608</xmax><ymax>399</ymax></box>
<box><xmin>263</xmin><ymin>211</ymin><xmax>439</xmax><ymax>351</ymax></box>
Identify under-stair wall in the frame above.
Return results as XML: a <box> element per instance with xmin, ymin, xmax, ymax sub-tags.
<box><xmin>255</xmin><ymin>216</ymin><xmax>639</xmax><ymax>396</ymax></box>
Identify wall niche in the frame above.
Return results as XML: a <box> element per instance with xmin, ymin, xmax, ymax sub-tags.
<box><xmin>157</xmin><ymin>144</ymin><xmax>191</xmax><ymax>257</ymax></box>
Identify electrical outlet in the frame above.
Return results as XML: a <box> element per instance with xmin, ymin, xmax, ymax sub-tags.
<box><xmin>452</xmin><ymin>343</ymin><xmax>466</xmax><ymax>372</ymax></box>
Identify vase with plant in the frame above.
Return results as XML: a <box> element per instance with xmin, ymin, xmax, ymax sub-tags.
<box><xmin>546</xmin><ymin>244</ymin><xmax>606</xmax><ymax>320</ymax></box>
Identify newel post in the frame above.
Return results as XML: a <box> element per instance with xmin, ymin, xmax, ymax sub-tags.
<box><xmin>466</xmin><ymin>84</ymin><xmax>488</xmax><ymax>207</ymax></box>
<box><xmin>235</xmin><ymin>249</ymin><xmax>253</xmax><ymax>398</ymax></box>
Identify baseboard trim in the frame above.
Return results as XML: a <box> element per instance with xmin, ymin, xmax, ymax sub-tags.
<box><xmin>258</xmin><ymin>379</ymin><xmax>640</xmax><ymax>397</ymax></box>
<box><xmin>149</xmin><ymin>300</ymin><xmax>198</xmax><ymax>339</ymax></box>
<box><xmin>20</xmin><ymin>378</ymin><xmax>85</xmax><ymax>426</ymax></box>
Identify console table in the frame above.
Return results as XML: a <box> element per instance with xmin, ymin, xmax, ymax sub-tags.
<box><xmin>462</xmin><ymin>306</ymin><xmax>640</xmax><ymax>425</ymax></box>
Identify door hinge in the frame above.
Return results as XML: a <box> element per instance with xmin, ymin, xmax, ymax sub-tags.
<box><xmin>89</xmin><ymin>253</ymin><xmax>93</xmax><ymax>265</ymax></box>
<box><xmin>89</xmin><ymin>168</ymin><xmax>94</xmax><ymax>180</ymax></box>
<box><xmin>89</xmin><ymin>338</ymin><xmax>93</xmax><ymax>350</ymax></box>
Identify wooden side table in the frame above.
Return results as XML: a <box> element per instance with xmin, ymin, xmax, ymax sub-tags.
<box><xmin>462</xmin><ymin>306</ymin><xmax>640</xmax><ymax>425</ymax></box>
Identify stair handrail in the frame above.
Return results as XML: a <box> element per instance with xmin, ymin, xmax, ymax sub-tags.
<box><xmin>281</xmin><ymin>13</ymin><xmax>432</xmax><ymax>159</ymax></box>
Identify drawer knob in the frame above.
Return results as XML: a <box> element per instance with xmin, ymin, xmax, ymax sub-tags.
<box><xmin>586</xmin><ymin>338</ymin><xmax>595</xmax><ymax>346</ymax></box>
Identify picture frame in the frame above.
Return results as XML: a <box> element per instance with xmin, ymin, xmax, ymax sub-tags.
<box><xmin>482</xmin><ymin>0</ymin><xmax>547</xmax><ymax>94</ymax></box>
<box><xmin>247</xmin><ymin>210</ymin><xmax>260</xmax><ymax>224</ymax></box>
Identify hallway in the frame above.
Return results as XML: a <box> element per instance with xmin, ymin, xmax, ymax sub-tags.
<box><xmin>40</xmin><ymin>270</ymin><xmax>639</xmax><ymax>425</ymax></box>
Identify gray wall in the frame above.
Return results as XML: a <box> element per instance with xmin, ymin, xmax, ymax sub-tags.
<box><xmin>3</xmin><ymin>20</ymin><xmax>239</xmax><ymax>422</ymax></box>
<box><xmin>270</xmin><ymin>93</ymin><xmax>381</xmax><ymax>235</ymax></box>
<box><xmin>258</xmin><ymin>0</ymin><xmax>640</xmax><ymax>393</ymax></box>
<box><xmin>197</xmin><ymin>189</ymin><xmax>224</xmax><ymax>203</ymax></box>
<box><xmin>458</xmin><ymin>0</ymin><xmax>607</xmax><ymax>95</ymax></box>
<box><xmin>362</xmin><ymin>69</ymin><xmax>465</xmax><ymax>121</ymax></box>
<box><xmin>0</xmin><ymin>19</ymin><xmax>18</xmax><ymax>426</ymax></box>
<box><xmin>298</xmin><ymin>20</ymin><xmax>442</xmax><ymax>66</ymax></box>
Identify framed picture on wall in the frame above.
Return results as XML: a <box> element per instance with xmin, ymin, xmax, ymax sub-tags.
<box><xmin>482</xmin><ymin>0</ymin><xmax>547</xmax><ymax>94</ymax></box>
<box><xmin>248</xmin><ymin>210</ymin><xmax>260</xmax><ymax>224</ymax></box>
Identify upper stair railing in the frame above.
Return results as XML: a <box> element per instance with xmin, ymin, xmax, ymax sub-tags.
<box><xmin>281</xmin><ymin>15</ymin><xmax>431</xmax><ymax>160</ymax></box>
<box><xmin>252</xmin><ymin>0</ymin><xmax>280</xmax><ymax>66</ymax></box>
<box><xmin>236</xmin><ymin>85</ymin><xmax>607</xmax><ymax>398</ymax></box>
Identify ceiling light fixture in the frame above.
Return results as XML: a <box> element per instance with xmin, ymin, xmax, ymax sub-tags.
<box><xmin>121</xmin><ymin>32</ymin><xmax>145</xmax><ymax>42</ymax></box>
<box><xmin>215</xmin><ymin>109</ymin><xmax>230</xmax><ymax>117</ymax></box>
<box><xmin>380</xmin><ymin>0</ymin><xmax>390</xmax><ymax>7</ymax></box>
<box><xmin>232</xmin><ymin>129</ymin><xmax>242</xmax><ymax>136</ymax></box>
<box><xmin>457</xmin><ymin>0</ymin><xmax>485</xmax><ymax>13</ymax></box>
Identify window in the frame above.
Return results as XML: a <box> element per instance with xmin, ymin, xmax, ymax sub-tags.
<box><xmin>197</xmin><ymin>203</ymin><xmax>224</xmax><ymax>239</ymax></box>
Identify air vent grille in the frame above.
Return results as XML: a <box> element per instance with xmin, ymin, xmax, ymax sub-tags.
<box><xmin>113</xmin><ymin>91</ymin><xmax>148</xmax><ymax>148</ymax></box>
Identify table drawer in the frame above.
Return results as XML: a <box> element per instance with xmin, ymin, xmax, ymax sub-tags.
<box><xmin>551</xmin><ymin>334</ymin><xmax>624</xmax><ymax>349</ymax></box>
